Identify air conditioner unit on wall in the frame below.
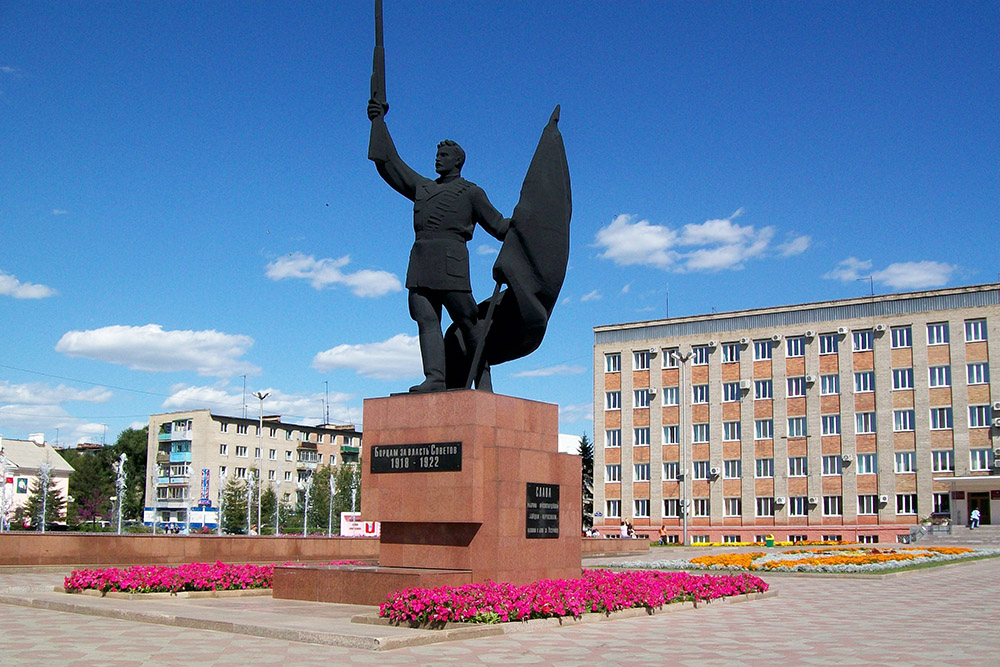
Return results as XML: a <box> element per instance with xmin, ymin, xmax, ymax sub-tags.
<box><xmin>739</xmin><ymin>337</ymin><xmax>750</xmax><ymax>345</ymax></box>
<box><xmin>805</xmin><ymin>329</ymin><xmax>816</xmax><ymax>338</ymax></box>
<box><xmin>710</xmin><ymin>466</ymin><xmax>721</xmax><ymax>477</ymax></box>
<box><xmin>874</xmin><ymin>323</ymin><xmax>887</xmax><ymax>332</ymax></box>
<box><xmin>837</xmin><ymin>326</ymin><xmax>848</xmax><ymax>335</ymax></box>
<box><xmin>648</xmin><ymin>347</ymin><xmax>659</xmax><ymax>356</ymax></box>
<box><xmin>805</xmin><ymin>374</ymin><xmax>817</xmax><ymax>383</ymax></box>
<box><xmin>992</xmin><ymin>417</ymin><xmax>1000</xmax><ymax>428</ymax></box>
<box><xmin>648</xmin><ymin>387</ymin><xmax>657</xmax><ymax>398</ymax></box>
<box><xmin>708</xmin><ymin>340</ymin><xmax>718</xmax><ymax>348</ymax></box>
<box><xmin>774</xmin><ymin>496</ymin><xmax>786</xmax><ymax>505</ymax></box>
<box><xmin>771</xmin><ymin>334</ymin><xmax>782</xmax><ymax>342</ymax></box>
<box><xmin>992</xmin><ymin>401</ymin><xmax>1000</xmax><ymax>412</ymax></box>
<box><xmin>740</xmin><ymin>379</ymin><xmax>752</xmax><ymax>390</ymax></box>
<box><xmin>808</xmin><ymin>497</ymin><xmax>818</xmax><ymax>504</ymax></box>
<box><xmin>993</xmin><ymin>448</ymin><xmax>1000</xmax><ymax>458</ymax></box>
<box><xmin>879</xmin><ymin>494</ymin><xmax>889</xmax><ymax>504</ymax></box>
<box><xmin>841</xmin><ymin>454</ymin><xmax>853</xmax><ymax>463</ymax></box>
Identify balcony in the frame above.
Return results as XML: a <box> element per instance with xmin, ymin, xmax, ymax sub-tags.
<box><xmin>158</xmin><ymin>432</ymin><xmax>172</xmax><ymax>441</ymax></box>
<box><xmin>296</xmin><ymin>461</ymin><xmax>318</xmax><ymax>470</ymax></box>
<box><xmin>156</xmin><ymin>452</ymin><xmax>170</xmax><ymax>464</ymax></box>
<box><xmin>169</xmin><ymin>452</ymin><xmax>192</xmax><ymax>463</ymax></box>
<box><xmin>340</xmin><ymin>445</ymin><xmax>360</xmax><ymax>455</ymax></box>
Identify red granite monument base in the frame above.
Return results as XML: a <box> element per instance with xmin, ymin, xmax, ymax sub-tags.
<box><xmin>272</xmin><ymin>390</ymin><xmax>581</xmax><ymax>605</ymax></box>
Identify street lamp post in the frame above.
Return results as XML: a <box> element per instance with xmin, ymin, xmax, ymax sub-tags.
<box><xmin>302</xmin><ymin>475</ymin><xmax>313</xmax><ymax>536</ymax></box>
<box><xmin>673</xmin><ymin>350</ymin><xmax>692</xmax><ymax>546</ymax></box>
<box><xmin>252</xmin><ymin>391</ymin><xmax>269</xmax><ymax>534</ymax></box>
<box><xmin>246</xmin><ymin>472</ymin><xmax>255</xmax><ymax>535</ymax></box>
<box><xmin>327</xmin><ymin>472</ymin><xmax>336</xmax><ymax>537</ymax></box>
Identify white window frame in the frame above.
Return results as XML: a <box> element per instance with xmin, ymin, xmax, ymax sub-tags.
<box><xmin>821</xmin><ymin>374</ymin><xmax>840</xmax><ymax>395</ymax></box>
<box><xmin>633</xmin><ymin>427</ymin><xmax>650</xmax><ymax>446</ymax></box>
<box><xmin>755</xmin><ymin>458</ymin><xmax>774</xmax><ymax>478</ymax></box>
<box><xmin>890</xmin><ymin>326</ymin><xmax>912</xmax><ymax>349</ymax></box>
<box><xmin>219</xmin><ymin>444</ymin><xmax>228</xmax><ymax>456</ymax></box>
<box><xmin>786</xmin><ymin>337</ymin><xmax>806</xmax><ymax>358</ymax></box>
<box><xmin>821</xmin><ymin>414</ymin><xmax>841</xmax><ymax>436</ymax></box>
<box><xmin>692</xmin><ymin>384</ymin><xmax>709</xmax><ymax>404</ymax></box>
<box><xmin>634</xmin><ymin>463</ymin><xmax>651</xmax><ymax>482</ymax></box>
<box><xmin>605</xmin><ymin>353</ymin><xmax>621</xmax><ymax>373</ymax></box>
<box><xmin>663</xmin><ymin>461</ymin><xmax>680</xmax><ymax>481</ymax></box>
<box><xmin>928</xmin><ymin>366</ymin><xmax>951</xmax><ymax>388</ymax></box>
<box><xmin>893</xmin><ymin>409</ymin><xmax>915</xmax><ymax>432</ymax></box>
<box><xmin>632</xmin><ymin>350</ymin><xmax>650</xmax><ymax>370</ymax></box>
<box><xmin>605</xmin><ymin>391</ymin><xmax>621</xmax><ymax>410</ymax></box>
<box><xmin>605</xmin><ymin>429</ymin><xmax>621</xmax><ymax>448</ymax></box>
<box><xmin>930</xmin><ymin>407</ymin><xmax>953</xmax><ymax>430</ymax></box>
<box><xmin>894</xmin><ymin>451</ymin><xmax>916</xmax><ymax>473</ymax></box>
<box><xmin>724</xmin><ymin>497</ymin><xmax>742</xmax><ymax>517</ymax></box>
<box><xmin>822</xmin><ymin>455</ymin><xmax>842</xmax><ymax>476</ymax></box>
<box><xmin>854</xmin><ymin>371</ymin><xmax>875</xmax><ymax>393</ymax></box>
<box><xmin>755</xmin><ymin>497</ymin><xmax>775</xmax><ymax>517</ymax></box>
<box><xmin>662</xmin><ymin>348</ymin><xmax>679</xmax><ymax>368</ymax></box>
<box><xmin>692</xmin><ymin>345</ymin><xmax>710</xmax><ymax>366</ymax></box>
<box><xmin>754</xmin><ymin>379</ymin><xmax>772</xmax><ymax>400</ymax></box>
<box><xmin>892</xmin><ymin>368</ymin><xmax>914</xmax><ymax>390</ymax></box>
<box><xmin>965</xmin><ymin>319</ymin><xmax>987</xmax><ymax>342</ymax></box>
<box><xmin>722</xmin><ymin>343</ymin><xmax>740</xmax><ymax>363</ymax></box>
<box><xmin>693</xmin><ymin>498</ymin><xmax>710</xmax><ymax>517</ymax></box>
<box><xmin>969</xmin><ymin>405</ymin><xmax>992</xmax><ymax>428</ymax></box>
<box><xmin>723</xmin><ymin>382</ymin><xmax>741</xmax><ymax>402</ymax></box>
<box><xmin>819</xmin><ymin>333</ymin><xmax>839</xmax><ymax>355</ymax></box>
<box><xmin>605</xmin><ymin>464</ymin><xmax>621</xmax><ymax>482</ymax></box>
<box><xmin>663</xmin><ymin>498</ymin><xmax>680</xmax><ymax>518</ymax></box>
<box><xmin>787</xmin><ymin>416</ymin><xmax>807</xmax><ymax>438</ymax></box>
<box><xmin>896</xmin><ymin>494</ymin><xmax>917</xmax><ymax>515</ymax></box>
<box><xmin>722</xmin><ymin>421</ymin><xmax>741</xmax><ymax>441</ymax></box>
<box><xmin>927</xmin><ymin>322</ymin><xmax>950</xmax><ymax>346</ymax></box>
<box><xmin>693</xmin><ymin>460</ymin><xmax>710</xmax><ymax>480</ymax></box>
<box><xmin>853</xmin><ymin>330</ymin><xmax>873</xmax><ymax>351</ymax></box>
<box><xmin>823</xmin><ymin>495</ymin><xmax>843</xmax><ymax>516</ymax></box>
<box><xmin>606</xmin><ymin>499</ymin><xmax>621</xmax><ymax>518</ymax></box>
<box><xmin>724</xmin><ymin>459</ymin><xmax>742</xmax><ymax>479</ymax></box>
<box><xmin>788</xmin><ymin>496</ymin><xmax>808</xmax><ymax>516</ymax></box>
<box><xmin>967</xmin><ymin>362</ymin><xmax>990</xmax><ymax>385</ymax></box>
<box><xmin>634</xmin><ymin>389</ymin><xmax>651</xmax><ymax>408</ymax></box>
<box><xmin>754</xmin><ymin>340</ymin><xmax>772</xmax><ymax>360</ymax></box>
<box><xmin>788</xmin><ymin>456</ymin><xmax>808</xmax><ymax>477</ymax></box>
<box><xmin>858</xmin><ymin>494</ymin><xmax>878</xmax><ymax>515</ymax></box>
<box><xmin>970</xmin><ymin>449</ymin><xmax>993</xmax><ymax>471</ymax></box>
<box><xmin>856</xmin><ymin>453</ymin><xmax>877</xmax><ymax>474</ymax></box>
<box><xmin>235</xmin><ymin>445</ymin><xmax>248</xmax><ymax>458</ymax></box>
<box><xmin>692</xmin><ymin>423</ymin><xmax>710</xmax><ymax>443</ymax></box>
<box><xmin>855</xmin><ymin>412</ymin><xmax>877</xmax><ymax>434</ymax></box>
<box><xmin>755</xmin><ymin>419</ymin><xmax>773</xmax><ymax>440</ymax></box>
<box><xmin>787</xmin><ymin>376</ymin><xmax>806</xmax><ymax>397</ymax></box>
<box><xmin>663</xmin><ymin>425</ymin><xmax>679</xmax><ymax>445</ymax></box>
<box><xmin>633</xmin><ymin>498</ymin><xmax>650</xmax><ymax>517</ymax></box>
<box><xmin>931</xmin><ymin>450</ymin><xmax>954</xmax><ymax>473</ymax></box>
<box><xmin>663</xmin><ymin>386</ymin><xmax>679</xmax><ymax>406</ymax></box>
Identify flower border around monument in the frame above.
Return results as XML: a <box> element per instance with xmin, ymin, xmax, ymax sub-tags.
<box><xmin>604</xmin><ymin>546</ymin><xmax>1000</xmax><ymax>574</ymax></box>
<box><xmin>63</xmin><ymin>560</ymin><xmax>369</xmax><ymax>595</ymax></box>
<box><xmin>377</xmin><ymin>569</ymin><xmax>768</xmax><ymax>625</ymax></box>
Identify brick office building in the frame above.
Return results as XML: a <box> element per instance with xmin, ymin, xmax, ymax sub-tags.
<box><xmin>593</xmin><ymin>283</ymin><xmax>999</xmax><ymax>544</ymax></box>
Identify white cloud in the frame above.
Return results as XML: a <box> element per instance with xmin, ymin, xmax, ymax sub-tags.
<box><xmin>0</xmin><ymin>404</ymin><xmax>107</xmax><ymax>445</ymax></box>
<box><xmin>161</xmin><ymin>384</ymin><xmax>355</xmax><ymax>424</ymax></box>
<box><xmin>511</xmin><ymin>364</ymin><xmax>586</xmax><ymax>378</ymax></box>
<box><xmin>312</xmin><ymin>333</ymin><xmax>422</xmax><ymax>380</ymax></box>
<box><xmin>595</xmin><ymin>210</ymin><xmax>782</xmax><ymax>272</ymax></box>
<box><xmin>0</xmin><ymin>270</ymin><xmax>57</xmax><ymax>299</ymax></box>
<box><xmin>873</xmin><ymin>261</ymin><xmax>957</xmax><ymax>289</ymax></box>
<box><xmin>823</xmin><ymin>257</ymin><xmax>872</xmax><ymax>282</ymax></box>
<box><xmin>581</xmin><ymin>290</ymin><xmax>602</xmax><ymax>302</ymax></box>
<box><xmin>52</xmin><ymin>209</ymin><xmax>68</xmax><ymax>215</ymax></box>
<box><xmin>620</xmin><ymin>283</ymin><xmax>631</xmax><ymax>294</ymax></box>
<box><xmin>55</xmin><ymin>324</ymin><xmax>259</xmax><ymax>377</ymax></box>
<box><xmin>777</xmin><ymin>234</ymin><xmax>811</xmax><ymax>256</ymax></box>
<box><xmin>0</xmin><ymin>381</ymin><xmax>111</xmax><ymax>405</ymax></box>
<box><xmin>265</xmin><ymin>252</ymin><xmax>402</xmax><ymax>298</ymax></box>
<box><xmin>824</xmin><ymin>258</ymin><xmax>956</xmax><ymax>290</ymax></box>
<box><xmin>0</xmin><ymin>65</ymin><xmax>19</xmax><ymax>75</ymax></box>
<box><xmin>476</xmin><ymin>244</ymin><xmax>499</xmax><ymax>256</ymax></box>
<box><xmin>558</xmin><ymin>403</ymin><xmax>593</xmax><ymax>423</ymax></box>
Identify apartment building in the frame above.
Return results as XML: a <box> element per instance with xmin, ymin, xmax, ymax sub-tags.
<box><xmin>0</xmin><ymin>435</ymin><xmax>74</xmax><ymax>527</ymax></box>
<box><xmin>145</xmin><ymin>410</ymin><xmax>362</xmax><ymax>528</ymax></box>
<box><xmin>594</xmin><ymin>283</ymin><xmax>999</xmax><ymax>544</ymax></box>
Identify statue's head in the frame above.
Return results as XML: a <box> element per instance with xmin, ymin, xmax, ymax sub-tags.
<box><xmin>435</xmin><ymin>139</ymin><xmax>465</xmax><ymax>175</ymax></box>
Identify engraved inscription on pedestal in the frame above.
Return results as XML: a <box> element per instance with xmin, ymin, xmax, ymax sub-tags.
<box><xmin>370</xmin><ymin>442</ymin><xmax>463</xmax><ymax>473</ymax></box>
<box><xmin>525</xmin><ymin>482</ymin><xmax>559</xmax><ymax>539</ymax></box>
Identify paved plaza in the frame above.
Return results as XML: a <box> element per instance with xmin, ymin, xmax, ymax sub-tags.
<box><xmin>2</xmin><ymin>551</ymin><xmax>999</xmax><ymax>666</ymax></box>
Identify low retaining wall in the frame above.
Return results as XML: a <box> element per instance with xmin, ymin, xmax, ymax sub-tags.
<box><xmin>0</xmin><ymin>533</ymin><xmax>379</xmax><ymax>567</ymax></box>
<box><xmin>582</xmin><ymin>537</ymin><xmax>650</xmax><ymax>557</ymax></box>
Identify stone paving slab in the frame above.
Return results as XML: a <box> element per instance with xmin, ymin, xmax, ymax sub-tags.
<box><xmin>2</xmin><ymin>557</ymin><xmax>1000</xmax><ymax>664</ymax></box>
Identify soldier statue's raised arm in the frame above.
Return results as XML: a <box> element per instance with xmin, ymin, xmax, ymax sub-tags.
<box><xmin>367</xmin><ymin>99</ymin><xmax>509</xmax><ymax>393</ymax></box>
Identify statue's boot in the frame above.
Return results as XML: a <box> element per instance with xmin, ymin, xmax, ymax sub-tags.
<box><xmin>409</xmin><ymin>332</ymin><xmax>447</xmax><ymax>393</ymax></box>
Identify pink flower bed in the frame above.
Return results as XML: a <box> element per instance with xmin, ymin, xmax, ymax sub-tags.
<box><xmin>379</xmin><ymin>569</ymin><xmax>768</xmax><ymax>624</ymax></box>
<box><xmin>63</xmin><ymin>560</ymin><xmax>368</xmax><ymax>594</ymax></box>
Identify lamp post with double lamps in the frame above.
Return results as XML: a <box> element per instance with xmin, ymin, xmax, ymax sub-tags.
<box><xmin>672</xmin><ymin>350</ymin><xmax>692</xmax><ymax>546</ymax></box>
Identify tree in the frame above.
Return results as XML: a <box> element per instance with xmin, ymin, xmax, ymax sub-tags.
<box><xmin>22</xmin><ymin>469</ymin><xmax>66</xmax><ymax>529</ymax></box>
<box><xmin>329</xmin><ymin>463</ymin><xmax>361</xmax><ymax>534</ymax></box>
<box><xmin>63</xmin><ymin>450</ymin><xmax>113</xmax><ymax>527</ymax></box>
<box><xmin>259</xmin><ymin>485</ymin><xmax>277</xmax><ymax>534</ymax></box>
<box><xmin>578</xmin><ymin>432</ymin><xmax>594</xmax><ymax>529</ymax></box>
<box><xmin>306</xmin><ymin>466</ymin><xmax>334</xmax><ymax>535</ymax></box>
<box><xmin>221</xmin><ymin>474</ymin><xmax>247</xmax><ymax>534</ymax></box>
<box><xmin>112</xmin><ymin>427</ymin><xmax>148</xmax><ymax>521</ymax></box>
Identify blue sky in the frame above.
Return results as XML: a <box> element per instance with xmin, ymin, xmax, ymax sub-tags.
<box><xmin>2</xmin><ymin>2</ymin><xmax>997</xmax><ymax>445</ymax></box>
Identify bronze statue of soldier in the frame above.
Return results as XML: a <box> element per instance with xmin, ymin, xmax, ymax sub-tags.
<box><xmin>367</xmin><ymin>99</ymin><xmax>509</xmax><ymax>393</ymax></box>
